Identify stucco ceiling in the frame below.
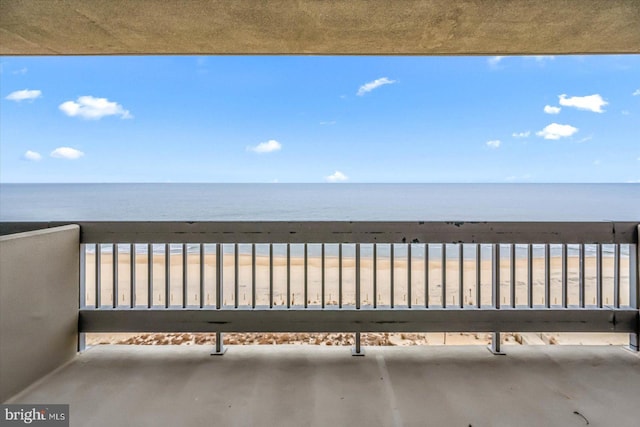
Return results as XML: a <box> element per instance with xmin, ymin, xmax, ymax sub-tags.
<box><xmin>1</xmin><ymin>0</ymin><xmax>639</xmax><ymax>55</ymax></box>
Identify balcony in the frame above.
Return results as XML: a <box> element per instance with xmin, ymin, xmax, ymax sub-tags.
<box><xmin>1</xmin><ymin>221</ymin><xmax>638</xmax><ymax>426</ymax></box>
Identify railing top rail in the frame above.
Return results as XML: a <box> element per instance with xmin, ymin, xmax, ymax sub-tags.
<box><xmin>1</xmin><ymin>221</ymin><xmax>638</xmax><ymax>244</ymax></box>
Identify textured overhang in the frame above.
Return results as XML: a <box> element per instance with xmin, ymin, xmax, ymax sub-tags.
<box><xmin>1</xmin><ymin>0</ymin><xmax>639</xmax><ymax>56</ymax></box>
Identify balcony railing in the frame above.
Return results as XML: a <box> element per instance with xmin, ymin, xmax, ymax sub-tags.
<box><xmin>3</xmin><ymin>221</ymin><xmax>639</xmax><ymax>355</ymax></box>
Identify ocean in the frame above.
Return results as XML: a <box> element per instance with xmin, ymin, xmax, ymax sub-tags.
<box><xmin>2</xmin><ymin>184</ymin><xmax>635</xmax><ymax>297</ymax></box>
<box><xmin>1</xmin><ymin>183</ymin><xmax>638</xmax><ymax>221</ymax></box>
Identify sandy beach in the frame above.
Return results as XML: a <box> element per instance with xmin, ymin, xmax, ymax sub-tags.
<box><xmin>84</xmin><ymin>250</ymin><xmax>632</xmax><ymax>347</ymax></box>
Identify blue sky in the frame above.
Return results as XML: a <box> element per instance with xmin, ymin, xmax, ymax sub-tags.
<box><xmin>1</xmin><ymin>55</ymin><xmax>639</xmax><ymax>183</ymax></box>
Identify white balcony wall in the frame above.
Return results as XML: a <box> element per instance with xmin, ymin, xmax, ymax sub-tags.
<box><xmin>0</xmin><ymin>225</ymin><xmax>79</xmax><ymax>402</ymax></box>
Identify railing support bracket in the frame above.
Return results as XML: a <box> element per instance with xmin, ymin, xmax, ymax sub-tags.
<box><xmin>211</xmin><ymin>332</ymin><xmax>227</xmax><ymax>356</ymax></box>
<box><xmin>351</xmin><ymin>332</ymin><xmax>365</xmax><ymax>356</ymax></box>
<box><xmin>487</xmin><ymin>332</ymin><xmax>505</xmax><ymax>355</ymax></box>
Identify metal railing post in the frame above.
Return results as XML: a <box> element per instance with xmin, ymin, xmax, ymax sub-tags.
<box><xmin>353</xmin><ymin>244</ymin><xmax>364</xmax><ymax>356</ymax></box>
<box><xmin>303</xmin><ymin>243</ymin><xmax>308</xmax><ymax>308</ymax></box>
<box><xmin>459</xmin><ymin>244</ymin><xmax>464</xmax><ymax>308</ymax></box>
<box><xmin>579</xmin><ymin>243</ymin><xmax>585</xmax><ymax>308</ymax></box>
<box><xmin>95</xmin><ymin>243</ymin><xmax>101</xmax><ymax>308</ymax></box>
<box><xmin>183</xmin><ymin>243</ymin><xmax>188</xmax><ymax>308</ymax></box>
<box><xmin>627</xmin><ymin>233</ymin><xmax>639</xmax><ymax>352</ymax></box>
<box><xmin>252</xmin><ymin>244</ymin><xmax>257</xmax><ymax>309</ymax></box>
<box><xmin>113</xmin><ymin>243</ymin><xmax>118</xmax><ymax>308</ymax></box>
<box><xmin>78</xmin><ymin>244</ymin><xmax>86</xmax><ymax>352</ymax></box>
<box><xmin>545</xmin><ymin>243</ymin><xmax>551</xmax><ymax>308</ymax></box>
<box><xmin>597</xmin><ymin>244</ymin><xmax>603</xmax><ymax>308</ymax></box>
<box><xmin>270</xmin><ymin>243</ymin><xmax>274</xmax><ymax>308</ymax></box>
<box><xmin>489</xmin><ymin>244</ymin><xmax>505</xmax><ymax>355</ymax></box>
<box><xmin>561</xmin><ymin>244</ymin><xmax>568</xmax><ymax>308</ymax></box>
<box><xmin>200</xmin><ymin>244</ymin><xmax>205</xmax><ymax>309</ymax></box>
<box><xmin>235</xmin><ymin>243</ymin><xmax>239</xmax><ymax>309</ymax></box>
<box><xmin>527</xmin><ymin>244</ymin><xmax>533</xmax><ymax>308</ymax></box>
<box><xmin>425</xmin><ymin>243</ymin><xmax>430</xmax><ymax>308</ymax></box>
<box><xmin>212</xmin><ymin>243</ymin><xmax>226</xmax><ymax>355</ymax></box>
<box><xmin>390</xmin><ymin>244</ymin><xmax>395</xmax><ymax>308</ymax></box>
<box><xmin>356</xmin><ymin>243</ymin><xmax>361</xmax><ymax>310</ymax></box>
<box><xmin>614</xmin><ymin>244</ymin><xmax>621</xmax><ymax>308</ymax></box>
<box><xmin>147</xmin><ymin>243</ymin><xmax>153</xmax><ymax>308</ymax></box>
<box><xmin>441</xmin><ymin>243</ymin><xmax>446</xmax><ymax>308</ymax></box>
<box><xmin>338</xmin><ymin>244</ymin><xmax>342</xmax><ymax>308</ymax></box>
<box><xmin>408</xmin><ymin>243</ymin><xmax>412</xmax><ymax>308</ymax></box>
<box><xmin>164</xmin><ymin>244</ymin><xmax>170</xmax><ymax>308</ymax></box>
<box><xmin>476</xmin><ymin>244</ymin><xmax>481</xmax><ymax>308</ymax></box>
<box><xmin>321</xmin><ymin>243</ymin><xmax>326</xmax><ymax>308</ymax></box>
<box><xmin>131</xmin><ymin>243</ymin><xmax>136</xmax><ymax>308</ymax></box>
<box><xmin>510</xmin><ymin>244</ymin><xmax>516</xmax><ymax>308</ymax></box>
<box><xmin>373</xmin><ymin>244</ymin><xmax>377</xmax><ymax>308</ymax></box>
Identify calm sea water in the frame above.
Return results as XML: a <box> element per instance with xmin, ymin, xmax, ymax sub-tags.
<box><xmin>0</xmin><ymin>183</ymin><xmax>638</xmax><ymax>221</ymax></box>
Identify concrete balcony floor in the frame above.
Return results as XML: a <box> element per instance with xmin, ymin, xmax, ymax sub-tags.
<box><xmin>7</xmin><ymin>345</ymin><xmax>640</xmax><ymax>427</ymax></box>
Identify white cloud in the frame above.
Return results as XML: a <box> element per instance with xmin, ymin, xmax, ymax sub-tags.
<box><xmin>558</xmin><ymin>94</ymin><xmax>608</xmax><ymax>113</ymax></box>
<box><xmin>512</xmin><ymin>131</ymin><xmax>530</xmax><ymax>138</ymax></box>
<box><xmin>532</xmin><ymin>55</ymin><xmax>555</xmax><ymax>62</ymax></box>
<box><xmin>12</xmin><ymin>67</ymin><xmax>28</xmax><ymax>75</ymax></box>
<box><xmin>536</xmin><ymin>123</ymin><xmax>579</xmax><ymax>140</ymax></box>
<box><xmin>59</xmin><ymin>96</ymin><xmax>132</xmax><ymax>120</ymax></box>
<box><xmin>50</xmin><ymin>147</ymin><xmax>84</xmax><ymax>160</ymax></box>
<box><xmin>5</xmin><ymin>89</ymin><xmax>41</xmax><ymax>102</ymax></box>
<box><xmin>487</xmin><ymin>56</ymin><xmax>504</xmax><ymax>66</ymax></box>
<box><xmin>486</xmin><ymin>140</ymin><xmax>501</xmax><ymax>149</ymax></box>
<box><xmin>577</xmin><ymin>135</ymin><xmax>593</xmax><ymax>144</ymax></box>
<box><xmin>544</xmin><ymin>105</ymin><xmax>561</xmax><ymax>114</ymax></box>
<box><xmin>23</xmin><ymin>150</ymin><xmax>42</xmax><ymax>161</ymax></box>
<box><xmin>247</xmin><ymin>139</ymin><xmax>282</xmax><ymax>153</ymax></box>
<box><xmin>325</xmin><ymin>171</ymin><xmax>348</xmax><ymax>182</ymax></box>
<box><xmin>505</xmin><ymin>174</ymin><xmax>532</xmax><ymax>182</ymax></box>
<box><xmin>633</xmin><ymin>89</ymin><xmax>640</xmax><ymax>96</ymax></box>
<box><xmin>195</xmin><ymin>57</ymin><xmax>208</xmax><ymax>74</ymax></box>
<box><xmin>357</xmin><ymin>77</ymin><xmax>396</xmax><ymax>96</ymax></box>
<box><xmin>319</xmin><ymin>121</ymin><xmax>336</xmax><ymax>126</ymax></box>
